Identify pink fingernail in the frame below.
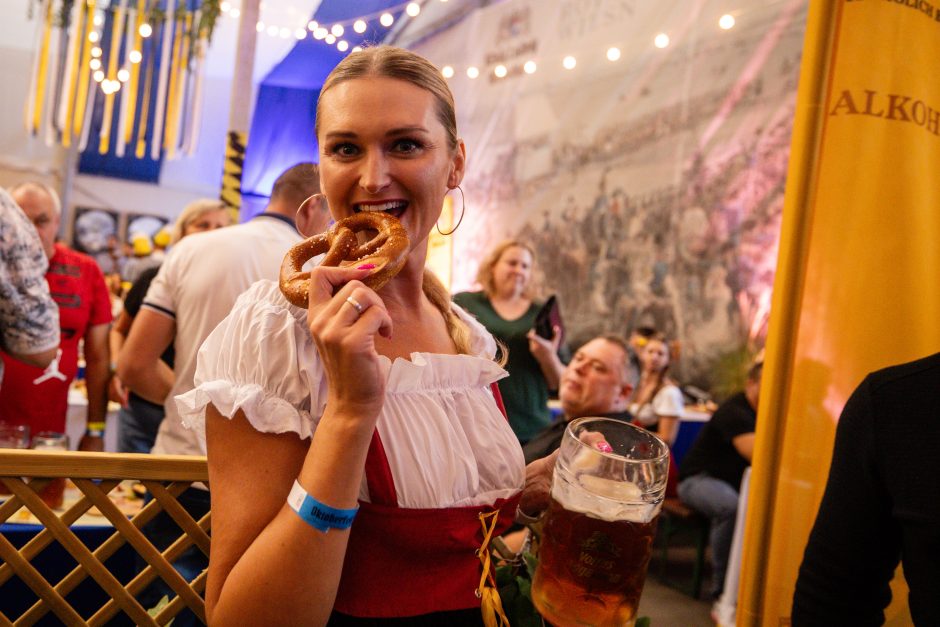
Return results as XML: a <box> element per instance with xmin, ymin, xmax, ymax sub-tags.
<box><xmin>357</xmin><ymin>263</ymin><xmax>376</xmax><ymax>270</ymax></box>
<box><xmin>596</xmin><ymin>441</ymin><xmax>613</xmax><ymax>453</ymax></box>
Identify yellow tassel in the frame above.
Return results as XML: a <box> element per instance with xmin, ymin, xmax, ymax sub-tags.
<box><xmin>123</xmin><ymin>0</ymin><xmax>146</xmax><ymax>143</ymax></box>
<box><xmin>135</xmin><ymin>56</ymin><xmax>153</xmax><ymax>158</ymax></box>
<box><xmin>164</xmin><ymin>10</ymin><xmax>190</xmax><ymax>157</ymax></box>
<box><xmin>477</xmin><ymin>510</ymin><xmax>511</xmax><ymax>627</ymax></box>
<box><xmin>61</xmin><ymin>0</ymin><xmax>86</xmax><ymax>147</ymax></box>
<box><xmin>30</xmin><ymin>0</ymin><xmax>55</xmax><ymax>134</ymax></box>
<box><xmin>72</xmin><ymin>0</ymin><xmax>97</xmax><ymax>138</ymax></box>
<box><xmin>99</xmin><ymin>0</ymin><xmax>128</xmax><ymax>154</ymax></box>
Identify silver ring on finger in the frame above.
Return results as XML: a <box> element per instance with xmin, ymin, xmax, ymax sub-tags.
<box><xmin>345</xmin><ymin>295</ymin><xmax>365</xmax><ymax>316</ymax></box>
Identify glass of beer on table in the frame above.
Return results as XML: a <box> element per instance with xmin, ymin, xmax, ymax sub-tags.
<box><xmin>32</xmin><ymin>432</ymin><xmax>69</xmax><ymax>510</ymax></box>
<box><xmin>531</xmin><ymin>417</ymin><xmax>669</xmax><ymax>627</ymax></box>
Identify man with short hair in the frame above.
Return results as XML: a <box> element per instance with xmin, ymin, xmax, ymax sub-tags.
<box><xmin>678</xmin><ymin>360</ymin><xmax>762</xmax><ymax>600</ymax></box>
<box><xmin>0</xmin><ymin>188</ymin><xmax>60</xmax><ymax>387</ymax></box>
<box><xmin>523</xmin><ymin>334</ymin><xmax>638</xmax><ymax>465</ymax></box>
<box><xmin>117</xmin><ymin>162</ymin><xmax>327</xmax><ymax>626</ymax></box>
<box><xmin>0</xmin><ymin>182</ymin><xmax>110</xmax><ymax>451</ymax></box>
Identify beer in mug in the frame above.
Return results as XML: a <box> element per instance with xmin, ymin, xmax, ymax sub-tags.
<box><xmin>531</xmin><ymin>417</ymin><xmax>669</xmax><ymax>626</ymax></box>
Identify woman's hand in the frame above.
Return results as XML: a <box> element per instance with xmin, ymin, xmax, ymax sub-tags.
<box><xmin>527</xmin><ymin>326</ymin><xmax>565</xmax><ymax>390</ymax></box>
<box><xmin>306</xmin><ymin>265</ymin><xmax>392</xmax><ymax>422</ymax></box>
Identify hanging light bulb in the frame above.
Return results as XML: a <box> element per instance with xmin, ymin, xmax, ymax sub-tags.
<box><xmin>380</xmin><ymin>12</ymin><xmax>394</xmax><ymax>27</ymax></box>
<box><xmin>563</xmin><ymin>55</ymin><xmax>577</xmax><ymax>70</ymax></box>
<box><xmin>337</xmin><ymin>40</ymin><xmax>349</xmax><ymax>52</ymax></box>
<box><xmin>295</xmin><ymin>28</ymin><xmax>306</xmax><ymax>40</ymax></box>
<box><xmin>307</xmin><ymin>20</ymin><xmax>318</xmax><ymax>31</ymax></box>
<box><xmin>93</xmin><ymin>70</ymin><xmax>105</xmax><ymax>82</ymax></box>
<box><xmin>331</xmin><ymin>24</ymin><xmax>344</xmax><ymax>37</ymax></box>
<box><xmin>494</xmin><ymin>65</ymin><xmax>507</xmax><ymax>78</ymax></box>
<box><xmin>325</xmin><ymin>34</ymin><xmax>336</xmax><ymax>44</ymax></box>
<box><xmin>353</xmin><ymin>19</ymin><xmax>367</xmax><ymax>34</ymax></box>
<box><xmin>129</xmin><ymin>49</ymin><xmax>142</xmax><ymax>64</ymax></box>
<box><xmin>719</xmin><ymin>14</ymin><xmax>736</xmax><ymax>29</ymax></box>
<box><xmin>466</xmin><ymin>66</ymin><xmax>479</xmax><ymax>79</ymax></box>
<box><xmin>117</xmin><ymin>68</ymin><xmax>130</xmax><ymax>82</ymax></box>
<box><xmin>654</xmin><ymin>33</ymin><xmax>670</xmax><ymax>48</ymax></box>
<box><xmin>523</xmin><ymin>60</ymin><xmax>536</xmax><ymax>74</ymax></box>
<box><xmin>607</xmin><ymin>47</ymin><xmax>621</xmax><ymax>61</ymax></box>
<box><xmin>441</xmin><ymin>65</ymin><xmax>454</xmax><ymax>78</ymax></box>
<box><xmin>88</xmin><ymin>31</ymin><xmax>100</xmax><ymax>42</ymax></box>
<box><xmin>89</xmin><ymin>58</ymin><xmax>102</xmax><ymax>71</ymax></box>
<box><xmin>139</xmin><ymin>23</ymin><xmax>152</xmax><ymax>38</ymax></box>
<box><xmin>406</xmin><ymin>2</ymin><xmax>420</xmax><ymax>17</ymax></box>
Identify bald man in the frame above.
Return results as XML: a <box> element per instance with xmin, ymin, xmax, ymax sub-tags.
<box><xmin>522</xmin><ymin>335</ymin><xmax>638</xmax><ymax>465</ymax></box>
<box><xmin>0</xmin><ymin>182</ymin><xmax>111</xmax><ymax>451</ymax></box>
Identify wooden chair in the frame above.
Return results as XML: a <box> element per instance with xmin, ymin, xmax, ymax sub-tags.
<box><xmin>0</xmin><ymin>449</ymin><xmax>210</xmax><ymax>626</ymax></box>
<box><xmin>653</xmin><ymin>496</ymin><xmax>709</xmax><ymax>599</ymax></box>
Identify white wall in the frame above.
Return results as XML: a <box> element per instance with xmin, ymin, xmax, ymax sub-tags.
<box><xmin>0</xmin><ymin>0</ymin><xmax>319</xmax><ymax>227</ymax></box>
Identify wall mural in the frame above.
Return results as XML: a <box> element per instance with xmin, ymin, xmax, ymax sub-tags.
<box><xmin>414</xmin><ymin>0</ymin><xmax>807</xmax><ymax>391</ymax></box>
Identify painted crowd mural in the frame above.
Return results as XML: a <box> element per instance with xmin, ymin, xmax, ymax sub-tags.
<box><xmin>414</xmin><ymin>0</ymin><xmax>807</xmax><ymax>390</ymax></box>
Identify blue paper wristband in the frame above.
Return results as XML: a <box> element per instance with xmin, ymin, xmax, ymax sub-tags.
<box><xmin>287</xmin><ymin>480</ymin><xmax>358</xmax><ymax>533</ymax></box>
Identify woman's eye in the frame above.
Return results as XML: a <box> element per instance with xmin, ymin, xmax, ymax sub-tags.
<box><xmin>330</xmin><ymin>143</ymin><xmax>359</xmax><ymax>157</ymax></box>
<box><xmin>392</xmin><ymin>139</ymin><xmax>421</xmax><ymax>153</ymax></box>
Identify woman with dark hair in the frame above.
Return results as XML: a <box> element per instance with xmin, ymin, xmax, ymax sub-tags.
<box><xmin>454</xmin><ymin>240</ymin><xmax>566</xmax><ymax>443</ymax></box>
<box><xmin>177</xmin><ymin>46</ymin><xmax>555</xmax><ymax>625</ymax></box>
<box><xmin>629</xmin><ymin>334</ymin><xmax>684</xmax><ymax>447</ymax></box>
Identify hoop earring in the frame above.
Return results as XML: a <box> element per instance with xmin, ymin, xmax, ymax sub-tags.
<box><xmin>295</xmin><ymin>193</ymin><xmax>329</xmax><ymax>238</ymax></box>
<box><xmin>436</xmin><ymin>186</ymin><xmax>466</xmax><ymax>236</ymax></box>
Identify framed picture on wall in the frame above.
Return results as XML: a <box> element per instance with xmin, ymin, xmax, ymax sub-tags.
<box><xmin>70</xmin><ymin>207</ymin><xmax>121</xmax><ymax>274</ymax></box>
<box><xmin>124</xmin><ymin>213</ymin><xmax>169</xmax><ymax>242</ymax></box>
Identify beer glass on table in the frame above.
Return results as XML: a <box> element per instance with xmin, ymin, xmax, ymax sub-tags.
<box><xmin>32</xmin><ymin>432</ymin><xmax>69</xmax><ymax>510</ymax></box>
<box><xmin>0</xmin><ymin>423</ymin><xmax>30</xmax><ymax>495</ymax></box>
<box><xmin>531</xmin><ymin>417</ymin><xmax>669</xmax><ymax>627</ymax></box>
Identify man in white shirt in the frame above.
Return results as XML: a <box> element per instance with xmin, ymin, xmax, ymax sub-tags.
<box><xmin>116</xmin><ymin>162</ymin><xmax>328</xmax><ymax>624</ymax></box>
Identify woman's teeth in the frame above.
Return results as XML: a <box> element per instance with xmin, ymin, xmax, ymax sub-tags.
<box><xmin>356</xmin><ymin>201</ymin><xmax>406</xmax><ymax>213</ymax></box>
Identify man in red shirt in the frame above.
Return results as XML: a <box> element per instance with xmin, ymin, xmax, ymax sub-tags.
<box><xmin>0</xmin><ymin>182</ymin><xmax>110</xmax><ymax>451</ymax></box>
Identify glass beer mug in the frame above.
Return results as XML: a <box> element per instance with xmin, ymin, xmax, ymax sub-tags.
<box><xmin>32</xmin><ymin>432</ymin><xmax>69</xmax><ymax>510</ymax></box>
<box><xmin>531</xmin><ymin>417</ymin><xmax>669</xmax><ymax>626</ymax></box>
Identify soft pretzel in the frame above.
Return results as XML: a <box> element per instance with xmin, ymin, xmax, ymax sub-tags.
<box><xmin>279</xmin><ymin>212</ymin><xmax>410</xmax><ymax>308</ymax></box>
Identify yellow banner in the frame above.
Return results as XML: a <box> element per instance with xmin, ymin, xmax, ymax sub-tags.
<box><xmin>740</xmin><ymin>0</ymin><xmax>940</xmax><ymax>624</ymax></box>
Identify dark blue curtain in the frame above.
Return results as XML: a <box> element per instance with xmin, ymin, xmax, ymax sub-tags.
<box><xmin>240</xmin><ymin>0</ymin><xmax>404</xmax><ymax>214</ymax></box>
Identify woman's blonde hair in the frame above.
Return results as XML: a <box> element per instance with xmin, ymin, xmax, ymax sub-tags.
<box><xmin>170</xmin><ymin>198</ymin><xmax>230</xmax><ymax>244</ymax></box>
<box><xmin>316</xmin><ymin>45</ymin><xmax>459</xmax><ymax>153</ymax></box>
<box><xmin>475</xmin><ymin>240</ymin><xmax>537</xmax><ymax>300</ymax></box>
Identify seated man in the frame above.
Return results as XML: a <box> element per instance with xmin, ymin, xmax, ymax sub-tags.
<box><xmin>523</xmin><ymin>334</ymin><xmax>637</xmax><ymax>465</ymax></box>
<box><xmin>677</xmin><ymin>360</ymin><xmax>762</xmax><ymax>600</ymax></box>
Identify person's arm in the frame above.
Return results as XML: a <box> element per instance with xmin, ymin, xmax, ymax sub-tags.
<box><xmin>0</xmin><ymin>197</ymin><xmax>60</xmax><ymax>369</ymax></box>
<box><xmin>652</xmin><ymin>384</ymin><xmax>684</xmax><ymax>447</ymax></box>
<box><xmin>207</xmin><ymin>265</ymin><xmax>388</xmax><ymax>626</ymax></box>
<box><xmin>107</xmin><ymin>310</ymin><xmax>132</xmax><ymax>405</ymax></box>
<box><xmin>731</xmin><ymin>432</ymin><xmax>756</xmax><ymax>462</ymax></box>
<box><xmin>8</xmin><ymin>345</ymin><xmax>59</xmax><ymax>369</ymax></box>
<box><xmin>116</xmin><ymin>308</ymin><xmax>175</xmax><ymax>404</ymax></box>
<box><xmin>656</xmin><ymin>416</ymin><xmax>680</xmax><ymax>447</ymax></box>
<box><xmin>78</xmin><ymin>323</ymin><xmax>110</xmax><ymax>451</ymax></box>
<box><xmin>527</xmin><ymin>327</ymin><xmax>565</xmax><ymax>390</ymax></box>
<box><xmin>792</xmin><ymin>377</ymin><xmax>899</xmax><ymax>625</ymax></box>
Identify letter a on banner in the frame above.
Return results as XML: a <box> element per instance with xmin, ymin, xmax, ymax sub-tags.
<box><xmin>739</xmin><ymin>1</ymin><xmax>940</xmax><ymax>625</ymax></box>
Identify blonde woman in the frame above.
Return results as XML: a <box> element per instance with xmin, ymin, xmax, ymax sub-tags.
<box><xmin>454</xmin><ymin>240</ymin><xmax>566</xmax><ymax>443</ymax></box>
<box><xmin>177</xmin><ymin>47</ymin><xmax>556</xmax><ymax>624</ymax></box>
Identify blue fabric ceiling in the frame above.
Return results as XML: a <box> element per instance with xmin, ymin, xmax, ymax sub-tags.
<box><xmin>240</xmin><ymin>0</ymin><xmax>405</xmax><ymax>213</ymax></box>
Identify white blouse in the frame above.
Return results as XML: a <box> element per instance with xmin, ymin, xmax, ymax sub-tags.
<box><xmin>176</xmin><ymin>280</ymin><xmax>525</xmax><ymax>509</ymax></box>
<box><xmin>630</xmin><ymin>384</ymin><xmax>685</xmax><ymax>427</ymax></box>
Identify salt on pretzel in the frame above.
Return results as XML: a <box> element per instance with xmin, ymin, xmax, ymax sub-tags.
<box><xmin>279</xmin><ymin>212</ymin><xmax>410</xmax><ymax>308</ymax></box>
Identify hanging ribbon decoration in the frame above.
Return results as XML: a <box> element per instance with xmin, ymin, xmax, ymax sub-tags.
<box><xmin>24</xmin><ymin>0</ymin><xmax>219</xmax><ymax>160</ymax></box>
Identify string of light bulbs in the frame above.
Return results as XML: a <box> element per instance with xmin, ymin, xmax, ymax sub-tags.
<box><xmin>437</xmin><ymin>13</ymin><xmax>738</xmax><ymax>81</ymax></box>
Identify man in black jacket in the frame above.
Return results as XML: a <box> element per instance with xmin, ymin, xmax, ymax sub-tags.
<box><xmin>793</xmin><ymin>352</ymin><xmax>940</xmax><ymax>625</ymax></box>
<box><xmin>678</xmin><ymin>360</ymin><xmax>762</xmax><ymax>600</ymax></box>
